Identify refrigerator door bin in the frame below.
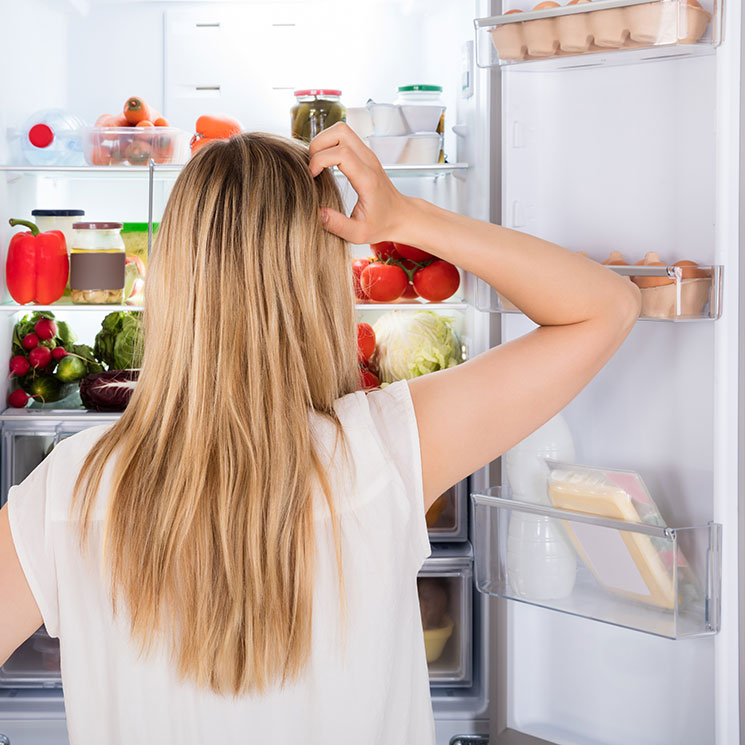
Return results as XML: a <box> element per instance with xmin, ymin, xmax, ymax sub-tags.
<box><xmin>474</xmin><ymin>263</ymin><xmax>722</xmax><ymax>321</ymax></box>
<box><xmin>472</xmin><ymin>486</ymin><xmax>721</xmax><ymax>639</ymax></box>
<box><xmin>475</xmin><ymin>0</ymin><xmax>721</xmax><ymax>70</ymax></box>
<box><xmin>427</xmin><ymin>479</ymin><xmax>468</xmax><ymax>542</ymax></box>
<box><xmin>419</xmin><ymin>549</ymin><xmax>473</xmax><ymax>687</ymax></box>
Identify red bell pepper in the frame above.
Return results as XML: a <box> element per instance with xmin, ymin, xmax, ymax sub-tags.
<box><xmin>6</xmin><ymin>219</ymin><xmax>69</xmax><ymax>305</ymax></box>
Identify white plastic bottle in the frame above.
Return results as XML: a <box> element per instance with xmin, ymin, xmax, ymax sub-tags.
<box><xmin>21</xmin><ymin>109</ymin><xmax>86</xmax><ymax>166</ymax></box>
<box><xmin>505</xmin><ymin>414</ymin><xmax>577</xmax><ymax>601</ymax></box>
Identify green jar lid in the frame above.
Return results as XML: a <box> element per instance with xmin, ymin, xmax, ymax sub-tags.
<box><xmin>398</xmin><ymin>84</ymin><xmax>442</xmax><ymax>92</ymax></box>
<box><xmin>121</xmin><ymin>222</ymin><xmax>160</xmax><ymax>232</ymax></box>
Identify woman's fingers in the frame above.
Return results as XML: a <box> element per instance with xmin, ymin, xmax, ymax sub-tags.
<box><xmin>309</xmin><ymin>122</ymin><xmax>378</xmax><ymax>168</ymax></box>
<box><xmin>320</xmin><ymin>207</ymin><xmax>368</xmax><ymax>244</ymax></box>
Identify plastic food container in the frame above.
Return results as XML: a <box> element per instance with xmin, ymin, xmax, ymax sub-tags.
<box><xmin>30</xmin><ymin>209</ymin><xmax>84</xmax><ymax>253</ymax></box>
<box><xmin>367</xmin><ymin>134</ymin><xmax>409</xmax><ymax>164</ymax></box>
<box><xmin>628</xmin><ymin>0</ymin><xmax>711</xmax><ymax>44</ymax></box>
<box><xmin>291</xmin><ymin>89</ymin><xmax>346</xmax><ymax>143</ymax></box>
<box><xmin>121</xmin><ymin>222</ymin><xmax>158</xmax><ymax>267</ymax></box>
<box><xmin>345</xmin><ymin>107</ymin><xmax>374</xmax><ymax>141</ymax></box>
<box><xmin>399</xmin><ymin>133</ymin><xmax>441</xmax><ymax>164</ymax></box>
<box><xmin>82</xmin><ymin>127</ymin><xmax>190</xmax><ymax>166</ymax></box>
<box><xmin>557</xmin><ymin>5</ymin><xmax>594</xmax><ymax>52</ymax></box>
<box><xmin>70</xmin><ymin>222</ymin><xmax>126</xmax><ymax>304</ymax></box>
<box><xmin>367</xmin><ymin>102</ymin><xmax>408</xmax><ymax>136</ymax></box>
<box><xmin>394</xmin><ymin>85</ymin><xmax>445</xmax><ymax>133</ymax></box>
<box><xmin>523</xmin><ymin>14</ymin><xmax>561</xmax><ymax>56</ymax></box>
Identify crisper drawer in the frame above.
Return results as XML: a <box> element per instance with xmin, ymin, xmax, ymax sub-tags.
<box><xmin>419</xmin><ymin>546</ymin><xmax>473</xmax><ymax>687</ymax></box>
<box><xmin>426</xmin><ymin>479</ymin><xmax>468</xmax><ymax>542</ymax></box>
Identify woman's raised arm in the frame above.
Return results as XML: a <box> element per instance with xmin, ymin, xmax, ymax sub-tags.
<box><xmin>310</xmin><ymin>123</ymin><xmax>640</xmax><ymax>510</ymax></box>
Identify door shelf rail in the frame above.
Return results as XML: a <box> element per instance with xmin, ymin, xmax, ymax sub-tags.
<box><xmin>471</xmin><ymin>486</ymin><xmax>721</xmax><ymax>640</ymax></box>
<box><xmin>474</xmin><ymin>264</ymin><xmax>723</xmax><ymax>322</ymax></box>
<box><xmin>475</xmin><ymin>0</ymin><xmax>722</xmax><ymax>70</ymax></box>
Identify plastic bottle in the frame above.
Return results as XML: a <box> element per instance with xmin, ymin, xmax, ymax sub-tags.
<box><xmin>505</xmin><ymin>414</ymin><xmax>578</xmax><ymax>601</ymax></box>
<box><xmin>21</xmin><ymin>110</ymin><xmax>86</xmax><ymax>166</ymax></box>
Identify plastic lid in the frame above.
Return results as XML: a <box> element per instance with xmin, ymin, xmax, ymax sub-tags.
<box><xmin>294</xmin><ymin>89</ymin><xmax>342</xmax><ymax>97</ymax></box>
<box><xmin>32</xmin><ymin>209</ymin><xmax>85</xmax><ymax>217</ymax></box>
<box><xmin>397</xmin><ymin>85</ymin><xmax>443</xmax><ymax>92</ymax></box>
<box><xmin>72</xmin><ymin>222</ymin><xmax>123</xmax><ymax>230</ymax></box>
<box><xmin>28</xmin><ymin>124</ymin><xmax>54</xmax><ymax>149</ymax></box>
<box><xmin>121</xmin><ymin>222</ymin><xmax>160</xmax><ymax>232</ymax></box>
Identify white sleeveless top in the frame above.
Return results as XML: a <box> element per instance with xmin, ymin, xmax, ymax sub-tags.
<box><xmin>8</xmin><ymin>380</ymin><xmax>435</xmax><ymax>745</ymax></box>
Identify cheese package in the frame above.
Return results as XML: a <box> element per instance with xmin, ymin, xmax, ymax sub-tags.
<box><xmin>545</xmin><ymin>462</ymin><xmax>699</xmax><ymax>609</ymax></box>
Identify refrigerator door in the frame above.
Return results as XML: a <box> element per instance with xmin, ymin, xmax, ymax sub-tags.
<box><xmin>475</xmin><ymin>0</ymin><xmax>743</xmax><ymax>743</ymax></box>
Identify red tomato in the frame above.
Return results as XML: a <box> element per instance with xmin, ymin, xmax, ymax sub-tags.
<box><xmin>413</xmin><ymin>260</ymin><xmax>460</xmax><ymax>302</ymax></box>
<box><xmin>359</xmin><ymin>367</ymin><xmax>380</xmax><ymax>391</ymax></box>
<box><xmin>400</xmin><ymin>282</ymin><xmax>419</xmax><ymax>299</ymax></box>
<box><xmin>357</xmin><ymin>322</ymin><xmax>376</xmax><ymax>364</ymax></box>
<box><xmin>370</xmin><ymin>241</ymin><xmax>400</xmax><ymax>261</ymax></box>
<box><xmin>361</xmin><ymin>263</ymin><xmax>408</xmax><ymax>302</ymax></box>
<box><xmin>393</xmin><ymin>242</ymin><xmax>434</xmax><ymax>262</ymax></box>
<box><xmin>352</xmin><ymin>258</ymin><xmax>372</xmax><ymax>299</ymax></box>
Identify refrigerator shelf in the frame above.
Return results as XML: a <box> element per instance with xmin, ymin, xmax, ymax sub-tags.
<box><xmin>471</xmin><ymin>486</ymin><xmax>721</xmax><ymax>640</ymax></box>
<box><xmin>474</xmin><ymin>263</ymin><xmax>723</xmax><ymax>321</ymax></box>
<box><xmin>475</xmin><ymin>0</ymin><xmax>722</xmax><ymax>70</ymax></box>
<box><xmin>0</xmin><ymin>163</ymin><xmax>469</xmax><ymax>180</ymax></box>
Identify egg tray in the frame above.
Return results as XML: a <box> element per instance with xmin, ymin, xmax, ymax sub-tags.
<box><xmin>478</xmin><ymin>0</ymin><xmax>713</xmax><ymax>66</ymax></box>
<box><xmin>478</xmin><ymin>264</ymin><xmax>722</xmax><ymax>321</ymax></box>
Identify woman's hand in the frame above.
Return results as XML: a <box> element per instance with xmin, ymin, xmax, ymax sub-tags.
<box><xmin>308</xmin><ymin>122</ymin><xmax>412</xmax><ymax>245</ymax></box>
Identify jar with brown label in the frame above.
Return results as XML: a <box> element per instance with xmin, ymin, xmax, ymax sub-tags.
<box><xmin>70</xmin><ymin>222</ymin><xmax>126</xmax><ymax>304</ymax></box>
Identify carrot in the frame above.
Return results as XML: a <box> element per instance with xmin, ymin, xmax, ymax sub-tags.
<box><xmin>123</xmin><ymin>97</ymin><xmax>152</xmax><ymax>125</ymax></box>
<box><xmin>195</xmin><ymin>114</ymin><xmax>242</xmax><ymax>140</ymax></box>
<box><xmin>136</xmin><ymin>120</ymin><xmax>154</xmax><ymax>127</ymax></box>
<box><xmin>153</xmin><ymin>116</ymin><xmax>170</xmax><ymax>127</ymax></box>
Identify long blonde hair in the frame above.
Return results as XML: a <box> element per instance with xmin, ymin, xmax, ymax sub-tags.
<box><xmin>73</xmin><ymin>133</ymin><xmax>359</xmax><ymax>694</ymax></box>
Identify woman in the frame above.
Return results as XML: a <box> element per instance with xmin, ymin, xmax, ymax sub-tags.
<box><xmin>0</xmin><ymin>124</ymin><xmax>639</xmax><ymax>744</ymax></box>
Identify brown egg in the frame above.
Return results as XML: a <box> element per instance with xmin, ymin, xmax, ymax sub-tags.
<box><xmin>602</xmin><ymin>251</ymin><xmax>628</xmax><ymax>266</ymax></box>
<box><xmin>632</xmin><ymin>251</ymin><xmax>674</xmax><ymax>288</ymax></box>
<box><xmin>673</xmin><ymin>260</ymin><xmax>708</xmax><ymax>279</ymax></box>
<box><xmin>534</xmin><ymin>1</ymin><xmax>560</xmax><ymax>8</ymax></box>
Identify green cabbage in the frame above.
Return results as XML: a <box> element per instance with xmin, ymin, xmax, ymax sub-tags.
<box><xmin>372</xmin><ymin>310</ymin><xmax>464</xmax><ymax>383</ymax></box>
<box><xmin>94</xmin><ymin>311</ymin><xmax>143</xmax><ymax>370</ymax></box>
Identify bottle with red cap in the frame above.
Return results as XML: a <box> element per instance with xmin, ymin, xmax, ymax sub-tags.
<box><xmin>21</xmin><ymin>109</ymin><xmax>86</xmax><ymax>166</ymax></box>
<box><xmin>290</xmin><ymin>90</ymin><xmax>346</xmax><ymax>143</ymax></box>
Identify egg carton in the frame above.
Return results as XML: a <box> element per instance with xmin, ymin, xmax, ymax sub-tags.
<box><xmin>476</xmin><ymin>0</ymin><xmax>714</xmax><ymax>66</ymax></box>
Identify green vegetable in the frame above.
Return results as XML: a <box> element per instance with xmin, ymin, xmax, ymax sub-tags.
<box><xmin>70</xmin><ymin>344</ymin><xmax>104</xmax><ymax>375</ymax></box>
<box><xmin>21</xmin><ymin>374</ymin><xmax>74</xmax><ymax>404</ymax></box>
<box><xmin>55</xmin><ymin>355</ymin><xmax>87</xmax><ymax>383</ymax></box>
<box><xmin>94</xmin><ymin>311</ymin><xmax>144</xmax><ymax>370</ymax></box>
<box><xmin>372</xmin><ymin>310</ymin><xmax>463</xmax><ymax>383</ymax></box>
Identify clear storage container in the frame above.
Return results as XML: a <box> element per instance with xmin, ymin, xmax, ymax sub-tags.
<box><xmin>394</xmin><ymin>85</ymin><xmax>445</xmax><ymax>162</ymax></box>
<box><xmin>70</xmin><ymin>222</ymin><xmax>126</xmax><ymax>305</ymax></box>
<box><xmin>419</xmin><ymin>548</ymin><xmax>472</xmax><ymax>686</ymax></box>
<box><xmin>81</xmin><ymin>127</ymin><xmax>190</xmax><ymax>166</ymax></box>
<box><xmin>476</xmin><ymin>0</ymin><xmax>720</xmax><ymax>69</ymax></box>
<box><xmin>472</xmin><ymin>480</ymin><xmax>721</xmax><ymax>639</ymax></box>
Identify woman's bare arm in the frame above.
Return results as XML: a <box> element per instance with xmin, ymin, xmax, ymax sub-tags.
<box><xmin>0</xmin><ymin>504</ymin><xmax>43</xmax><ymax>665</ymax></box>
<box><xmin>309</xmin><ymin>123</ymin><xmax>641</xmax><ymax>509</ymax></box>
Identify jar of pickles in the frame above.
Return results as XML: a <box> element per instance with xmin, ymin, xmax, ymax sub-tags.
<box><xmin>70</xmin><ymin>222</ymin><xmax>126</xmax><ymax>305</ymax></box>
<box><xmin>291</xmin><ymin>89</ymin><xmax>346</xmax><ymax>143</ymax></box>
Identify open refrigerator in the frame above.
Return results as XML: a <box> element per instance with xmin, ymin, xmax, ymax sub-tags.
<box><xmin>0</xmin><ymin>1</ymin><xmax>742</xmax><ymax>745</ymax></box>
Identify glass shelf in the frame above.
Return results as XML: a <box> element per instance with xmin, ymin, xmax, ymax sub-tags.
<box><xmin>0</xmin><ymin>162</ymin><xmax>468</xmax><ymax>180</ymax></box>
<box><xmin>475</xmin><ymin>0</ymin><xmax>721</xmax><ymax>71</ymax></box>
<box><xmin>474</xmin><ymin>264</ymin><xmax>723</xmax><ymax>322</ymax></box>
<box><xmin>0</xmin><ymin>300</ymin><xmax>143</xmax><ymax>314</ymax></box>
<box><xmin>472</xmin><ymin>485</ymin><xmax>721</xmax><ymax>640</ymax></box>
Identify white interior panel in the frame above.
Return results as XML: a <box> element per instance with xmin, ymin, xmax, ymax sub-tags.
<box><xmin>501</xmin><ymin>54</ymin><xmax>718</xmax><ymax>745</ymax></box>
